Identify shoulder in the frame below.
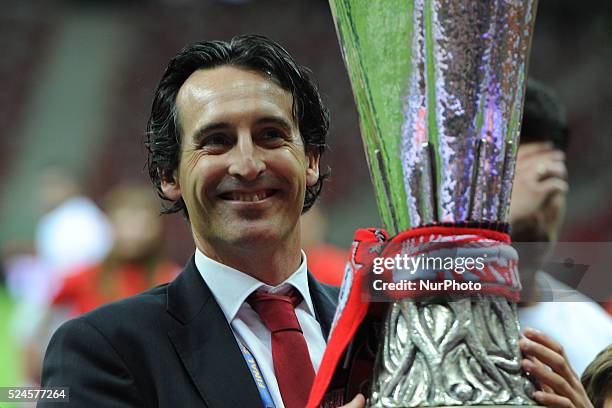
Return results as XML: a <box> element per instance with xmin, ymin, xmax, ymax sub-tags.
<box><xmin>557</xmin><ymin>301</ymin><xmax>612</xmax><ymax>328</ymax></box>
<box><xmin>41</xmin><ymin>313</ymin><xmax>148</xmax><ymax>406</ymax></box>
<box><xmin>318</xmin><ymin>281</ymin><xmax>340</xmax><ymax>300</ymax></box>
<box><xmin>42</xmin><ymin>284</ymin><xmax>172</xmax><ymax>384</ymax></box>
<box><xmin>79</xmin><ymin>283</ymin><xmax>170</xmax><ymax>331</ymax></box>
<box><xmin>519</xmin><ymin>277</ymin><xmax>612</xmax><ymax>330</ymax></box>
<box><xmin>47</xmin><ymin>283</ymin><xmax>171</xmax><ymax>353</ymax></box>
<box><xmin>309</xmin><ymin>272</ymin><xmax>340</xmax><ymax>304</ymax></box>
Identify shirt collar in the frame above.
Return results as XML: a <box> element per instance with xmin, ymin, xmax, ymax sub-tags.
<box><xmin>194</xmin><ymin>248</ymin><xmax>314</xmax><ymax>323</ymax></box>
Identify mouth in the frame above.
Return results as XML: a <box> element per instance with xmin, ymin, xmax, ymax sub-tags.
<box><xmin>218</xmin><ymin>189</ymin><xmax>279</xmax><ymax>203</ymax></box>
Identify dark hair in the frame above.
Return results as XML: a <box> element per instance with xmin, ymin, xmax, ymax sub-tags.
<box><xmin>145</xmin><ymin>35</ymin><xmax>330</xmax><ymax>217</ymax></box>
<box><xmin>520</xmin><ymin>78</ymin><xmax>569</xmax><ymax>152</ymax></box>
<box><xmin>581</xmin><ymin>345</ymin><xmax>612</xmax><ymax>408</ymax></box>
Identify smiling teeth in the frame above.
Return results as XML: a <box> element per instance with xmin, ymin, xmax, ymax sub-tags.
<box><xmin>230</xmin><ymin>191</ymin><xmax>268</xmax><ymax>202</ymax></box>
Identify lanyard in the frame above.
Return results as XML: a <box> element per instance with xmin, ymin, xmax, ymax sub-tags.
<box><xmin>238</xmin><ymin>341</ymin><xmax>276</xmax><ymax>408</ymax></box>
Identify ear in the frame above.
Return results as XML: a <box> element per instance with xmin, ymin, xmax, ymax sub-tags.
<box><xmin>305</xmin><ymin>150</ymin><xmax>320</xmax><ymax>187</ymax></box>
<box><xmin>160</xmin><ymin>168</ymin><xmax>182</xmax><ymax>201</ymax></box>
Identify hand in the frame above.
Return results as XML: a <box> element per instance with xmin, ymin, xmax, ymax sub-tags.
<box><xmin>509</xmin><ymin>142</ymin><xmax>568</xmax><ymax>224</ymax></box>
<box><xmin>339</xmin><ymin>394</ymin><xmax>366</xmax><ymax>408</ymax></box>
<box><xmin>519</xmin><ymin>328</ymin><xmax>593</xmax><ymax>408</ymax></box>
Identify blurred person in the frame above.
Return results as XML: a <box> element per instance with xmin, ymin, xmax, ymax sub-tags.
<box><xmin>7</xmin><ymin>168</ymin><xmax>111</xmax><ymax>312</ymax></box>
<box><xmin>38</xmin><ymin>35</ymin><xmax>365</xmax><ymax>408</ymax></box>
<box><xmin>581</xmin><ymin>345</ymin><xmax>612</xmax><ymax>408</ymax></box>
<box><xmin>4</xmin><ymin>168</ymin><xmax>112</xmax><ymax>385</ymax></box>
<box><xmin>24</xmin><ymin>184</ymin><xmax>179</xmax><ymax>384</ymax></box>
<box><xmin>50</xmin><ymin>183</ymin><xmax>179</xmax><ymax>317</ymax></box>
<box><xmin>302</xmin><ymin>205</ymin><xmax>347</xmax><ymax>286</ymax></box>
<box><xmin>35</xmin><ymin>166</ymin><xmax>112</xmax><ymax>283</ymax></box>
<box><xmin>511</xmin><ymin>79</ymin><xmax>612</xmax><ymax>375</ymax></box>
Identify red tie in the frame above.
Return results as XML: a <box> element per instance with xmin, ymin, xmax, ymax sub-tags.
<box><xmin>248</xmin><ymin>288</ymin><xmax>315</xmax><ymax>408</ymax></box>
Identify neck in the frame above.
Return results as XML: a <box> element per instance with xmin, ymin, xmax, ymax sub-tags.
<box><xmin>195</xmin><ymin>234</ymin><xmax>302</xmax><ymax>286</ymax></box>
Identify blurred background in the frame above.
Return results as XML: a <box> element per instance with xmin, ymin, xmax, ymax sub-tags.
<box><xmin>0</xmin><ymin>0</ymin><xmax>610</xmax><ymax>388</ymax></box>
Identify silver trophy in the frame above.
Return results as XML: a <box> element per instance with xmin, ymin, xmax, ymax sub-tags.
<box><xmin>329</xmin><ymin>0</ymin><xmax>539</xmax><ymax>406</ymax></box>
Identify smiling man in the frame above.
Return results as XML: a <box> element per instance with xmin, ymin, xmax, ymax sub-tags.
<box><xmin>39</xmin><ymin>35</ymin><xmax>364</xmax><ymax>408</ymax></box>
<box><xmin>164</xmin><ymin>66</ymin><xmax>319</xmax><ymax>284</ymax></box>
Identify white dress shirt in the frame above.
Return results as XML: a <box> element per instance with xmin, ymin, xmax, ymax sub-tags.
<box><xmin>195</xmin><ymin>249</ymin><xmax>327</xmax><ymax>408</ymax></box>
<box><xmin>518</xmin><ymin>271</ymin><xmax>612</xmax><ymax>375</ymax></box>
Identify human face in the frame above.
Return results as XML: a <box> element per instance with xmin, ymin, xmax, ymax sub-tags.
<box><xmin>162</xmin><ymin>66</ymin><xmax>319</xmax><ymax>258</ymax></box>
<box><xmin>110</xmin><ymin>205</ymin><xmax>162</xmax><ymax>261</ymax></box>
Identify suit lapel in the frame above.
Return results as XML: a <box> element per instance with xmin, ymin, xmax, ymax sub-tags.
<box><xmin>308</xmin><ymin>273</ymin><xmax>339</xmax><ymax>339</ymax></box>
<box><xmin>167</xmin><ymin>256</ymin><xmax>263</xmax><ymax>408</ymax></box>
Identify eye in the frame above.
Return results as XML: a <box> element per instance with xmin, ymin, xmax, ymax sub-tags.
<box><xmin>201</xmin><ymin>133</ymin><xmax>232</xmax><ymax>148</ymax></box>
<box><xmin>259</xmin><ymin>128</ymin><xmax>286</xmax><ymax>142</ymax></box>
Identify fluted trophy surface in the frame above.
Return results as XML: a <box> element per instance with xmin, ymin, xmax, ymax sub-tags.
<box><xmin>329</xmin><ymin>0</ymin><xmax>539</xmax><ymax>406</ymax></box>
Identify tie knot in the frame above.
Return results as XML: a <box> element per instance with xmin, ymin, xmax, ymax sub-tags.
<box><xmin>247</xmin><ymin>288</ymin><xmax>303</xmax><ymax>333</ymax></box>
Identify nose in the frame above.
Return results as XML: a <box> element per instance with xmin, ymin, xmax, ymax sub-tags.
<box><xmin>227</xmin><ymin>133</ymin><xmax>266</xmax><ymax>181</ymax></box>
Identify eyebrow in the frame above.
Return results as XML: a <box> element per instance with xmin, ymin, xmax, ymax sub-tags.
<box><xmin>191</xmin><ymin>115</ymin><xmax>294</xmax><ymax>142</ymax></box>
<box><xmin>192</xmin><ymin>122</ymin><xmax>230</xmax><ymax>142</ymax></box>
<box><xmin>254</xmin><ymin>116</ymin><xmax>293</xmax><ymax>132</ymax></box>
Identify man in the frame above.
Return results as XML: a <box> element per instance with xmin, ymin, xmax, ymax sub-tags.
<box><xmin>39</xmin><ymin>37</ymin><xmax>589</xmax><ymax>408</ymax></box>
<box><xmin>510</xmin><ymin>79</ymin><xmax>612</xmax><ymax>375</ymax></box>
<box><xmin>40</xmin><ymin>35</ymin><xmax>364</xmax><ymax>408</ymax></box>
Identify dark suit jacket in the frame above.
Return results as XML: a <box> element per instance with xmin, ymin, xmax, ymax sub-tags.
<box><xmin>39</xmin><ymin>255</ymin><xmax>339</xmax><ymax>407</ymax></box>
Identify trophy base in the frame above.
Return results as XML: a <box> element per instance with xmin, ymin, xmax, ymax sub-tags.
<box><xmin>367</xmin><ymin>298</ymin><xmax>541</xmax><ymax>408</ymax></box>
